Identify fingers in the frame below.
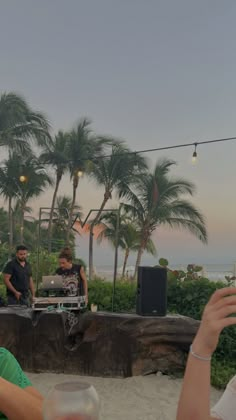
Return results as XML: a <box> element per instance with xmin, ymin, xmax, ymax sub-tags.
<box><xmin>208</xmin><ymin>287</ymin><xmax>236</xmax><ymax>305</ymax></box>
<box><xmin>195</xmin><ymin>288</ymin><xmax>236</xmax><ymax>354</ymax></box>
<box><xmin>214</xmin><ymin>295</ymin><xmax>236</xmax><ymax>310</ymax></box>
<box><xmin>220</xmin><ymin>316</ymin><xmax>236</xmax><ymax>329</ymax></box>
<box><xmin>205</xmin><ymin>292</ymin><xmax>236</xmax><ymax>321</ymax></box>
<box><xmin>217</xmin><ymin>304</ymin><xmax>236</xmax><ymax>319</ymax></box>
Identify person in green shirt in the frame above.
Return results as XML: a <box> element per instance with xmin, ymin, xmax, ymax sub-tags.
<box><xmin>0</xmin><ymin>347</ymin><xmax>43</xmax><ymax>420</ymax></box>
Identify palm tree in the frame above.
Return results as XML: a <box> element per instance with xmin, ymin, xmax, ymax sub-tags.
<box><xmin>88</xmin><ymin>142</ymin><xmax>147</xmax><ymax>279</ymax></box>
<box><xmin>39</xmin><ymin>195</ymin><xmax>82</xmax><ymax>252</ymax></box>
<box><xmin>0</xmin><ymin>152</ymin><xmax>23</xmax><ymax>252</ymax></box>
<box><xmin>65</xmin><ymin>118</ymin><xmax>102</xmax><ymax>244</ymax></box>
<box><xmin>40</xmin><ymin>131</ymin><xmax>69</xmax><ymax>252</ymax></box>
<box><xmin>14</xmin><ymin>155</ymin><xmax>52</xmax><ymax>243</ymax></box>
<box><xmin>122</xmin><ymin>158</ymin><xmax>208</xmax><ymax>278</ymax></box>
<box><xmin>0</xmin><ymin>153</ymin><xmax>38</xmax><ymax>251</ymax></box>
<box><xmin>54</xmin><ymin>195</ymin><xmax>82</xmax><ymax>250</ymax></box>
<box><xmin>51</xmin><ymin>195</ymin><xmax>82</xmax><ymax>242</ymax></box>
<box><xmin>55</xmin><ymin>195</ymin><xmax>82</xmax><ymax>222</ymax></box>
<box><xmin>120</xmin><ymin>224</ymin><xmax>156</xmax><ymax>277</ymax></box>
<box><xmin>97</xmin><ymin>211</ymin><xmax>157</xmax><ymax>278</ymax></box>
<box><xmin>0</xmin><ymin>92</ymin><xmax>51</xmax><ymax>151</ymax></box>
<box><xmin>0</xmin><ymin>207</ymin><xmax>11</xmax><ymax>245</ymax></box>
<box><xmin>54</xmin><ymin>195</ymin><xmax>75</xmax><ymax>222</ymax></box>
<box><xmin>12</xmin><ymin>202</ymin><xmax>38</xmax><ymax>250</ymax></box>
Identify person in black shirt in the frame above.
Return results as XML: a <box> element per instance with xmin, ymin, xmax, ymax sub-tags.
<box><xmin>3</xmin><ymin>245</ymin><xmax>35</xmax><ymax>306</ymax></box>
<box><xmin>55</xmin><ymin>247</ymin><xmax>88</xmax><ymax>304</ymax></box>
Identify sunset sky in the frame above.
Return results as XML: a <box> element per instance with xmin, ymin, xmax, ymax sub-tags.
<box><xmin>1</xmin><ymin>0</ymin><xmax>236</xmax><ymax>267</ymax></box>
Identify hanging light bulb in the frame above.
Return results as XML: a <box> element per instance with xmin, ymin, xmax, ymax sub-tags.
<box><xmin>192</xmin><ymin>143</ymin><xmax>198</xmax><ymax>164</ymax></box>
<box><xmin>77</xmin><ymin>169</ymin><xmax>83</xmax><ymax>177</ymax></box>
<box><xmin>134</xmin><ymin>153</ymin><xmax>138</xmax><ymax>170</ymax></box>
<box><xmin>19</xmin><ymin>175</ymin><xmax>27</xmax><ymax>183</ymax></box>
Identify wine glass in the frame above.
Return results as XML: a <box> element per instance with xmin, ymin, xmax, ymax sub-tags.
<box><xmin>43</xmin><ymin>381</ymin><xmax>100</xmax><ymax>420</ymax></box>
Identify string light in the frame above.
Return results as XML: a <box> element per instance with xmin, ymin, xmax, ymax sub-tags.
<box><xmin>77</xmin><ymin>170</ymin><xmax>83</xmax><ymax>177</ymax></box>
<box><xmin>84</xmin><ymin>135</ymin><xmax>236</xmax><ymax>163</ymax></box>
<box><xmin>133</xmin><ymin>153</ymin><xmax>138</xmax><ymax>170</ymax></box>
<box><xmin>0</xmin><ymin>135</ymin><xmax>236</xmax><ymax>170</ymax></box>
<box><xmin>19</xmin><ymin>175</ymin><xmax>27</xmax><ymax>183</ymax></box>
<box><xmin>192</xmin><ymin>143</ymin><xmax>198</xmax><ymax>164</ymax></box>
<box><xmin>57</xmin><ymin>135</ymin><xmax>236</xmax><ymax>163</ymax></box>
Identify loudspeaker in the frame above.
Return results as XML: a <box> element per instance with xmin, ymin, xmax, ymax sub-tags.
<box><xmin>136</xmin><ymin>266</ymin><xmax>167</xmax><ymax>316</ymax></box>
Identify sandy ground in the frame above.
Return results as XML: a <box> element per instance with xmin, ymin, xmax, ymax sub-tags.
<box><xmin>27</xmin><ymin>372</ymin><xmax>223</xmax><ymax>420</ymax></box>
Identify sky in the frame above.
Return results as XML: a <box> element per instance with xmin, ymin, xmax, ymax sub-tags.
<box><xmin>1</xmin><ymin>0</ymin><xmax>236</xmax><ymax>268</ymax></box>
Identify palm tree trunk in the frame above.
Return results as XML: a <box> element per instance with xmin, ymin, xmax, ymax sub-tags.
<box><xmin>48</xmin><ymin>174</ymin><xmax>61</xmax><ymax>253</ymax></box>
<box><xmin>8</xmin><ymin>197</ymin><xmax>13</xmax><ymax>256</ymax></box>
<box><xmin>89</xmin><ymin>192</ymin><xmax>110</xmax><ymax>280</ymax></box>
<box><xmin>122</xmin><ymin>248</ymin><xmax>129</xmax><ymax>277</ymax></box>
<box><xmin>134</xmin><ymin>247</ymin><xmax>143</xmax><ymax>279</ymax></box>
<box><xmin>20</xmin><ymin>202</ymin><xmax>25</xmax><ymax>243</ymax></box>
<box><xmin>88</xmin><ymin>229</ymin><xmax>94</xmax><ymax>280</ymax></box>
<box><xmin>134</xmin><ymin>234</ymin><xmax>148</xmax><ymax>279</ymax></box>
<box><xmin>66</xmin><ymin>175</ymin><xmax>78</xmax><ymax>245</ymax></box>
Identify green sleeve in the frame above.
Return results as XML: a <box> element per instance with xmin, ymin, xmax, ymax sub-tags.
<box><xmin>0</xmin><ymin>347</ymin><xmax>32</xmax><ymax>389</ymax></box>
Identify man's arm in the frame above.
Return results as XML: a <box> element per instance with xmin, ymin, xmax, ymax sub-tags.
<box><xmin>3</xmin><ymin>274</ymin><xmax>21</xmax><ymax>300</ymax></box>
<box><xmin>29</xmin><ymin>277</ymin><xmax>35</xmax><ymax>298</ymax></box>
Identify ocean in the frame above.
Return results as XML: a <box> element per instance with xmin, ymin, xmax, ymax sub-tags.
<box><xmin>92</xmin><ymin>263</ymin><xmax>236</xmax><ymax>282</ymax></box>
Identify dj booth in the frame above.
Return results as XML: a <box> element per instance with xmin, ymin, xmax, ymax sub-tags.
<box><xmin>33</xmin><ymin>275</ymin><xmax>87</xmax><ymax>311</ymax></box>
<box><xmin>32</xmin><ymin>296</ymin><xmax>86</xmax><ymax>311</ymax></box>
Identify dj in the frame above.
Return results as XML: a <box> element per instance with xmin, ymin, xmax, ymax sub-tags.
<box><xmin>3</xmin><ymin>245</ymin><xmax>35</xmax><ymax>306</ymax></box>
<box><xmin>55</xmin><ymin>247</ymin><xmax>88</xmax><ymax>304</ymax></box>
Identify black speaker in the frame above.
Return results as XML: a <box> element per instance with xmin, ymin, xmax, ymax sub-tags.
<box><xmin>136</xmin><ymin>266</ymin><xmax>167</xmax><ymax>316</ymax></box>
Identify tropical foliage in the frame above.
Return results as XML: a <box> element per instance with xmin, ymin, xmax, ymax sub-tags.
<box><xmin>88</xmin><ymin>142</ymin><xmax>147</xmax><ymax>279</ymax></box>
<box><xmin>97</xmin><ymin>210</ymin><xmax>156</xmax><ymax>277</ymax></box>
<box><xmin>0</xmin><ymin>92</ymin><xmax>50</xmax><ymax>150</ymax></box>
<box><xmin>0</xmin><ymin>91</ymin><xmax>208</xmax><ymax>279</ymax></box>
<box><xmin>121</xmin><ymin>158</ymin><xmax>207</xmax><ymax>277</ymax></box>
<box><xmin>40</xmin><ymin>131</ymin><xmax>69</xmax><ymax>252</ymax></box>
<box><xmin>65</xmin><ymin>118</ymin><xmax>103</xmax><ymax>244</ymax></box>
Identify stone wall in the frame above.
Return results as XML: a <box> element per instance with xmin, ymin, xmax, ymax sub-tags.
<box><xmin>0</xmin><ymin>308</ymin><xmax>199</xmax><ymax>377</ymax></box>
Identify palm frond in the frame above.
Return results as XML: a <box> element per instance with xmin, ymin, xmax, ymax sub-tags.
<box><xmin>163</xmin><ymin>217</ymin><xmax>208</xmax><ymax>243</ymax></box>
<box><xmin>0</xmin><ymin>92</ymin><xmax>51</xmax><ymax>149</ymax></box>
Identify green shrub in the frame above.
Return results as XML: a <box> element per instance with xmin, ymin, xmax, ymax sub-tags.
<box><xmin>211</xmin><ymin>358</ymin><xmax>236</xmax><ymax>389</ymax></box>
<box><xmin>0</xmin><ymin>245</ymin><xmax>10</xmax><ymax>272</ymax></box>
<box><xmin>88</xmin><ymin>279</ymin><xmax>136</xmax><ymax>312</ymax></box>
<box><xmin>0</xmin><ymin>273</ymin><xmax>6</xmax><ymax>304</ymax></box>
<box><xmin>167</xmin><ymin>277</ymin><xmax>222</xmax><ymax>319</ymax></box>
<box><xmin>28</xmin><ymin>250</ymin><xmax>58</xmax><ymax>284</ymax></box>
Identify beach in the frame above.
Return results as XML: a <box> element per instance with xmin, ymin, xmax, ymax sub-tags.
<box><xmin>27</xmin><ymin>372</ymin><xmax>222</xmax><ymax>420</ymax></box>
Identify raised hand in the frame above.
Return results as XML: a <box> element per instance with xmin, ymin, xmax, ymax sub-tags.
<box><xmin>192</xmin><ymin>286</ymin><xmax>236</xmax><ymax>357</ymax></box>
